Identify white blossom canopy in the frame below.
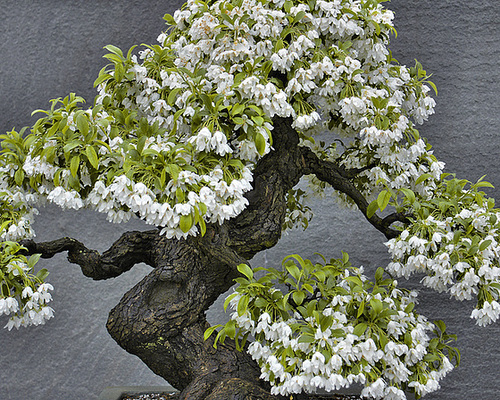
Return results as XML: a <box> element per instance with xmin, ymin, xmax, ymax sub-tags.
<box><xmin>1</xmin><ymin>3</ymin><xmax>500</xmax><ymax>395</ymax></box>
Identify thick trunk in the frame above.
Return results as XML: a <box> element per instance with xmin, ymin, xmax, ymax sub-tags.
<box><xmin>106</xmin><ymin>118</ymin><xmax>303</xmax><ymax>399</ymax></box>
<box><xmin>106</xmin><ymin>231</ymin><xmax>268</xmax><ymax>397</ymax></box>
<box><xmin>23</xmin><ymin>118</ymin><xmax>375</xmax><ymax>399</ymax></box>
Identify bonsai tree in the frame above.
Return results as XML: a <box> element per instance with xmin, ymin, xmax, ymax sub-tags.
<box><xmin>1</xmin><ymin>0</ymin><xmax>498</xmax><ymax>399</ymax></box>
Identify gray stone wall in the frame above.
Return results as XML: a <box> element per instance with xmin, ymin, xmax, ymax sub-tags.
<box><xmin>0</xmin><ymin>1</ymin><xmax>498</xmax><ymax>399</ymax></box>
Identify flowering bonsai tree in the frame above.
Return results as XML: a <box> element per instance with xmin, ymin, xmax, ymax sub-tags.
<box><xmin>1</xmin><ymin>0</ymin><xmax>498</xmax><ymax>399</ymax></box>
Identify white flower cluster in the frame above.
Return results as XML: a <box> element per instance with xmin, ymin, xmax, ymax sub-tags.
<box><xmin>220</xmin><ymin>260</ymin><xmax>456</xmax><ymax>399</ymax></box>
<box><xmin>386</xmin><ymin>203</ymin><xmax>500</xmax><ymax>326</ymax></box>
<box><xmin>188</xmin><ymin>127</ymin><xmax>232</xmax><ymax>156</ymax></box>
<box><xmin>3</xmin><ymin>283</ymin><xmax>54</xmax><ymax>330</ymax></box>
<box><xmin>112</xmin><ymin>0</ymin><xmax>443</xmax><ymax>209</ymax></box>
<box><xmin>13</xmin><ymin>98</ymin><xmax>255</xmax><ymax>239</ymax></box>
<box><xmin>0</xmin><ymin>173</ymin><xmax>39</xmax><ymax>242</ymax></box>
<box><xmin>0</xmin><ymin>163</ymin><xmax>54</xmax><ymax>330</ymax></box>
<box><xmin>0</xmin><ymin>249</ymin><xmax>54</xmax><ymax>331</ymax></box>
<box><xmin>85</xmin><ymin>166</ymin><xmax>252</xmax><ymax>238</ymax></box>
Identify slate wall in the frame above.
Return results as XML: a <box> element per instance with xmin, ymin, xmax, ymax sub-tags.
<box><xmin>0</xmin><ymin>1</ymin><xmax>498</xmax><ymax>399</ymax></box>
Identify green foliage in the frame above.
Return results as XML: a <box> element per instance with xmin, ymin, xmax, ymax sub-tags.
<box><xmin>207</xmin><ymin>253</ymin><xmax>460</xmax><ymax>397</ymax></box>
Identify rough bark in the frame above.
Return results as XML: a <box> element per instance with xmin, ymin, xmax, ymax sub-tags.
<box><xmin>104</xmin><ymin>118</ymin><xmax>305</xmax><ymax>399</ymax></box>
<box><xmin>21</xmin><ymin>118</ymin><xmax>398</xmax><ymax>399</ymax></box>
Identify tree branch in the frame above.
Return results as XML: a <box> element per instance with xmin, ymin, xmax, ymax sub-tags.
<box><xmin>299</xmin><ymin>146</ymin><xmax>402</xmax><ymax>239</ymax></box>
<box><xmin>21</xmin><ymin>230</ymin><xmax>159</xmax><ymax>280</ymax></box>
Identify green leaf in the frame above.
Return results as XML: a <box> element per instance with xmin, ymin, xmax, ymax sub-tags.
<box><xmin>167</xmin><ymin>88</ymin><xmax>182</xmax><ymax>106</ymax></box>
<box><xmin>35</xmin><ymin>267</ymin><xmax>49</xmax><ymax>281</ymax></box>
<box><xmin>404</xmin><ymin>302</ymin><xmax>415</xmax><ymax>313</ymax></box>
<box><xmin>423</xmin><ymin>353</ymin><xmax>441</xmax><ymax>362</ymax></box>
<box><xmin>27</xmin><ymin>253</ymin><xmax>42</xmax><ymax>269</ymax></box>
<box><xmin>254</xmin><ymin>297</ymin><xmax>268</xmax><ymax>308</ymax></box>
<box><xmin>400</xmin><ymin>188</ymin><xmax>415</xmax><ymax>204</ymax></box>
<box><xmin>475</xmin><ymin>192</ymin><xmax>484</xmax><ymax>207</ymax></box>
<box><xmin>232</xmin><ymin>117</ymin><xmax>246</xmax><ymax>125</ymax></box>
<box><xmin>346</xmin><ymin>276</ymin><xmax>364</xmax><ymax>287</ymax></box>
<box><xmin>237</xmin><ymin>295</ymin><xmax>249</xmax><ymax>316</ymax></box>
<box><xmin>292</xmin><ymin>290</ymin><xmax>306</xmax><ymax>306</ymax></box>
<box><xmin>303</xmin><ymin>283</ymin><xmax>314</xmax><ymax>294</ymax></box>
<box><xmin>213</xmin><ymin>329</ymin><xmax>226</xmax><ymax>348</ymax></box>
<box><xmin>63</xmin><ymin>141</ymin><xmax>83</xmax><ymax>154</ymax></box>
<box><xmin>377</xmin><ymin>190</ymin><xmax>391</xmax><ymax>211</ymax></box>
<box><xmin>367</xmin><ymin>199</ymin><xmax>379</xmax><ymax>218</ymax></box>
<box><xmin>220</xmin><ymin>12</ymin><xmax>233</xmax><ymax>25</ymax></box>
<box><xmin>255</xmin><ymin>132</ymin><xmax>266</xmax><ymax>155</ymax></box>
<box><xmin>339</xmin><ymin>41</ymin><xmax>353</xmax><ymax>51</ymax></box>
<box><xmin>103</xmin><ymin>53</ymin><xmax>123</xmax><ymax>65</ymax></box>
<box><xmin>14</xmin><ymin>168</ymin><xmax>24</xmax><ymax>186</ymax></box>
<box><xmin>378</xmin><ymin>330</ymin><xmax>388</xmax><ymax>349</ymax></box>
<box><xmin>76</xmin><ymin>114</ymin><xmax>89</xmax><ymax>136</ymax></box>
<box><xmin>200</xmin><ymin>93</ymin><xmax>214</xmax><ymax>112</ymax></box>
<box><xmin>179</xmin><ymin>213</ymin><xmax>193</xmax><ymax>233</ymax></box>
<box><xmin>294</xmin><ymin>10</ymin><xmax>306</xmax><ymax>23</ymax></box>
<box><xmin>427</xmin><ymin>80</ymin><xmax>438</xmax><ymax>96</ymax></box>
<box><xmin>237</xmin><ymin>263</ymin><xmax>254</xmax><ymax>280</ymax></box>
<box><xmin>175</xmin><ymin>187</ymin><xmax>185</xmax><ymax>202</ymax></box>
<box><xmin>0</xmin><ymin>221</ymin><xmax>11</xmax><ymax>235</ymax></box>
<box><xmin>163</xmin><ymin>13</ymin><xmax>175</xmax><ymax>25</ymax></box>
<box><xmin>85</xmin><ymin>146</ymin><xmax>99</xmax><ymax>169</ymax></box>
<box><xmin>313</xmin><ymin>270</ymin><xmax>326</xmax><ymax>282</ymax></box>
<box><xmin>479</xmin><ymin>239</ymin><xmax>492</xmax><ymax>251</ymax></box>
<box><xmin>285</xmin><ymin>263</ymin><xmax>301</xmax><ymax>281</ymax></box>
<box><xmin>331</xmin><ymin>328</ymin><xmax>345</xmax><ymax>338</ymax></box>
<box><xmin>93</xmin><ymin>66</ymin><xmax>112</xmax><ymax>87</ymax></box>
<box><xmin>404</xmin><ymin>331</ymin><xmax>412</xmax><ymax>346</ymax></box>
<box><xmin>342</xmin><ymin>251</ymin><xmax>349</xmax><ymax>265</ymax></box>
<box><xmin>104</xmin><ymin>44</ymin><xmax>124</xmax><ymax>58</ymax></box>
<box><xmin>357</xmin><ymin>300</ymin><xmax>365</xmax><ymax>318</ymax></box>
<box><xmin>474</xmin><ymin>181</ymin><xmax>495</xmax><ymax>189</ymax></box>
<box><xmin>353</xmin><ymin>322</ymin><xmax>368</xmax><ymax>337</ymax></box>
<box><xmin>370</xmin><ymin>298</ymin><xmax>383</xmax><ymax>315</ymax></box>
<box><xmin>434</xmin><ymin>319</ymin><xmax>447</xmax><ymax>334</ymax></box>
<box><xmin>224</xmin><ymin>319</ymin><xmax>236</xmax><ymax>338</ymax></box>
<box><xmin>298</xmin><ymin>333</ymin><xmax>315</xmax><ymax>343</ymax></box>
<box><xmin>251</xmin><ymin>115</ymin><xmax>264</xmax><ymax>126</ymax></box>
<box><xmin>204</xmin><ymin>324</ymin><xmax>222</xmax><ymax>341</ymax></box>
<box><xmin>70</xmin><ymin>155</ymin><xmax>80</xmax><ymax>177</ymax></box>
<box><xmin>415</xmin><ymin>173</ymin><xmax>432</xmax><ymax>185</ymax></box>
<box><xmin>231</xmin><ymin>103</ymin><xmax>245</xmax><ymax>116</ymax></box>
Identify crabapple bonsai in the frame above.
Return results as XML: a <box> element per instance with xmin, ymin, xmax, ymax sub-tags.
<box><xmin>1</xmin><ymin>0</ymin><xmax>497</xmax><ymax>399</ymax></box>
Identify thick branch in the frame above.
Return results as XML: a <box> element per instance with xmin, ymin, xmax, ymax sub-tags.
<box><xmin>226</xmin><ymin>117</ymin><xmax>304</xmax><ymax>258</ymax></box>
<box><xmin>21</xmin><ymin>230</ymin><xmax>158</xmax><ymax>280</ymax></box>
<box><xmin>300</xmin><ymin>146</ymin><xmax>403</xmax><ymax>239</ymax></box>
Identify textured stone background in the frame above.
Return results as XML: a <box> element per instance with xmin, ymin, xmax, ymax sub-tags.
<box><xmin>0</xmin><ymin>1</ymin><xmax>499</xmax><ymax>399</ymax></box>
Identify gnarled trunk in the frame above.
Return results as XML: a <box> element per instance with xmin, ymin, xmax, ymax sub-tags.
<box><xmin>22</xmin><ymin>118</ymin><xmax>394</xmax><ymax>398</ymax></box>
<box><xmin>106</xmin><ymin>118</ymin><xmax>302</xmax><ymax>399</ymax></box>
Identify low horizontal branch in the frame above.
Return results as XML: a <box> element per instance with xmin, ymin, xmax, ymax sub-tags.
<box><xmin>21</xmin><ymin>230</ymin><xmax>159</xmax><ymax>280</ymax></box>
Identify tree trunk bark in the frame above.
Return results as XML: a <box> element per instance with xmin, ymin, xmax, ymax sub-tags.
<box><xmin>106</xmin><ymin>118</ymin><xmax>304</xmax><ymax>399</ymax></box>
<box><xmin>24</xmin><ymin>118</ymin><xmax>368</xmax><ymax>399</ymax></box>
<box><xmin>105</xmin><ymin>118</ymin><xmax>366</xmax><ymax>399</ymax></box>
